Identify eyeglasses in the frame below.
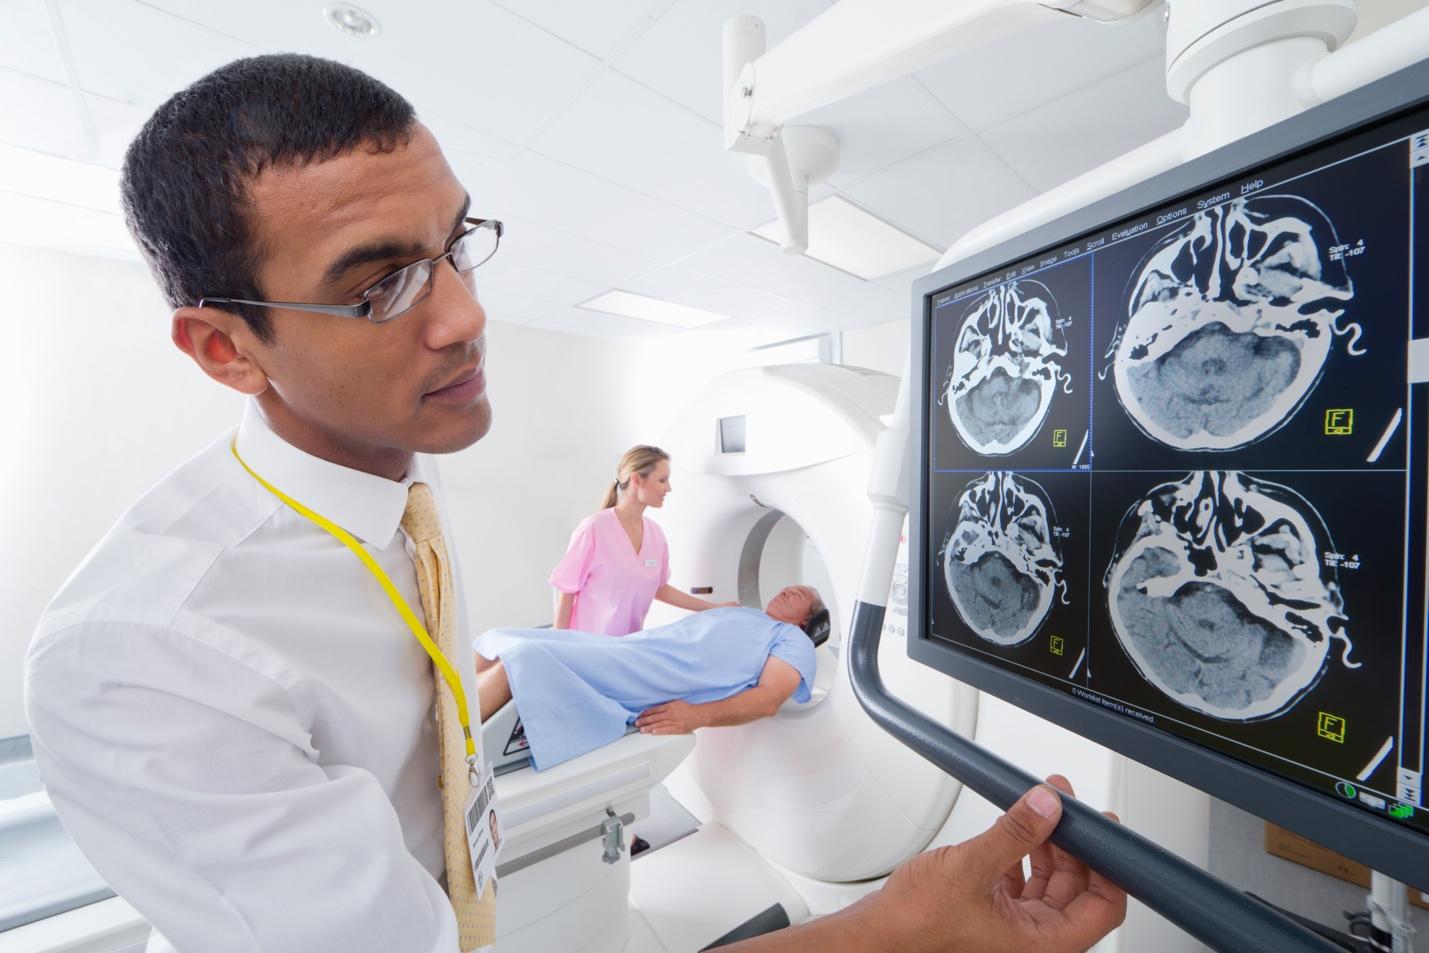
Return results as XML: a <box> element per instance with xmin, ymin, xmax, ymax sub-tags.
<box><xmin>199</xmin><ymin>217</ymin><xmax>503</xmax><ymax>325</ymax></box>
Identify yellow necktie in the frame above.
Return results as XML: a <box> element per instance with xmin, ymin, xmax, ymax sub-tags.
<box><xmin>402</xmin><ymin>482</ymin><xmax>496</xmax><ymax>951</ymax></box>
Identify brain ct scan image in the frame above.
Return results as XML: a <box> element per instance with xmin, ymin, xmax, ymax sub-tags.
<box><xmin>925</xmin><ymin>109</ymin><xmax>1429</xmax><ymax>853</ymax></box>
<box><xmin>1109</xmin><ymin>196</ymin><xmax>1360</xmax><ymax>451</ymax></box>
<box><xmin>1104</xmin><ymin>471</ymin><xmax>1355</xmax><ymax>720</ymax></box>
<box><xmin>944</xmin><ymin>280</ymin><xmax>1073</xmax><ymax>455</ymax></box>
<box><xmin>944</xmin><ymin>471</ymin><xmax>1067</xmax><ymax>646</ymax></box>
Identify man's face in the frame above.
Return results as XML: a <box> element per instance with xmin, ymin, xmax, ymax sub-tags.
<box><xmin>240</xmin><ymin>123</ymin><xmax>490</xmax><ymax>462</ymax></box>
<box><xmin>765</xmin><ymin>585</ymin><xmax>816</xmax><ymax>625</ymax></box>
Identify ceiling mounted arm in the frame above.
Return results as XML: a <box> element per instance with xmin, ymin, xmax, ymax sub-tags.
<box><xmin>723</xmin><ymin>0</ymin><xmax>1159</xmax><ymax>253</ymax></box>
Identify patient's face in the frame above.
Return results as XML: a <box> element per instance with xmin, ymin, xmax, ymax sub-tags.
<box><xmin>765</xmin><ymin>585</ymin><xmax>816</xmax><ymax>625</ymax></box>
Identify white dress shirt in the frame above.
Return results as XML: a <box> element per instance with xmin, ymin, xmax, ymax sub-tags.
<box><xmin>24</xmin><ymin>402</ymin><xmax>467</xmax><ymax>953</ymax></box>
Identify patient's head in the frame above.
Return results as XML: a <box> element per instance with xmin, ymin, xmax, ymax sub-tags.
<box><xmin>765</xmin><ymin>585</ymin><xmax>824</xmax><ymax>626</ymax></box>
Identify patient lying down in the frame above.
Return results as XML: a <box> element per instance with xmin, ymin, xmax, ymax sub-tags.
<box><xmin>473</xmin><ymin>586</ymin><xmax>823</xmax><ymax>770</ymax></box>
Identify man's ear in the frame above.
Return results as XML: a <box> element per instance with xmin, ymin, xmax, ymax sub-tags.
<box><xmin>171</xmin><ymin>306</ymin><xmax>270</xmax><ymax>397</ymax></box>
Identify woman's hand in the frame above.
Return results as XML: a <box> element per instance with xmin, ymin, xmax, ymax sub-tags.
<box><xmin>636</xmin><ymin>700</ymin><xmax>707</xmax><ymax>734</ymax></box>
<box><xmin>715</xmin><ymin>600</ymin><xmax>741</xmax><ymax>608</ymax></box>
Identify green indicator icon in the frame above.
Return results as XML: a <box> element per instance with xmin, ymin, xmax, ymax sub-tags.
<box><xmin>1324</xmin><ymin>409</ymin><xmax>1354</xmax><ymax>435</ymax></box>
<box><xmin>1335</xmin><ymin>781</ymin><xmax>1357</xmax><ymax>799</ymax></box>
<box><xmin>1052</xmin><ymin>429</ymin><xmax>1068</xmax><ymax>448</ymax></box>
<box><xmin>1050</xmin><ymin>635</ymin><xmax>1064</xmax><ymax>656</ymax></box>
<box><xmin>1389</xmin><ymin>803</ymin><xmax>1415</xmax><ymax>819</ymax></box>
<box><xmin>1317</xmin><ymin>712</ymin><xmax>1346</xmax><ymax>743</ymax></box>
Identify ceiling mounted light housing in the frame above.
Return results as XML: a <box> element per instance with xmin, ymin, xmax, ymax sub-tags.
<box><xmin>752</xmin><ymin>195</ymin><xmax>939</xmax><ymax>280</ymax></box>
<box><xmin>578</xmin><ymin>290</ymin><xmax>728</xmax><ymax>329</ymax></box>
<box><xmin>324</xmin><ymin>3</ymin><xmax>380</xmax><ymax>38</ymax></box>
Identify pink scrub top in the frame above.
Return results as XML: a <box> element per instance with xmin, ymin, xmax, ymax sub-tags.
<box><xmin>549</xmin><ymin>508</ymin><xmax>670</xmax><ymax>636</ymax></box>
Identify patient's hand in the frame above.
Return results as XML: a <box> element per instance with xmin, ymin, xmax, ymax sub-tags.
<box><xmin>636</xmin><ymin>700</ymin><xmax>706</xmax><ymax>734</ymax></box>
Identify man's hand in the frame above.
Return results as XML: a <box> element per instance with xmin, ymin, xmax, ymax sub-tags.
<box><xmin>867</xmin><ymin>774</ymin><xmax>1127</xmax><ymax>953</ymax></box>
<box><xmin>636</xmin><ymin>700</ymin><xmax>707</xmax><ymax>734</ymax></box>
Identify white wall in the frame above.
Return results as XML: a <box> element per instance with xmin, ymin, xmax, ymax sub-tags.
<box><xmin>2</xmin><ymin>244</ymin><xmax>244</xmax><ymax>739</ymax></box>
<box><xmin>438</xmin><ymin>322</ymin><xmax>640</xmax><ymax>634</ymax></box>
<box><xmin>0</xmin><ymin>242</ymin><xmax>642</xmax><ymax>739</ymax></box>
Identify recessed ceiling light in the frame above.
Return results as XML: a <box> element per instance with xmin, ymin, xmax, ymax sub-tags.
<box><xmin>324</xmin><ymin>3</ymin><xmax>380</xmax><ymax>38</ymax></box>
<box><xmin>578</xmin><ymin>290</ymin><xmax>727</xmax><ymax>329</ymax></box>
<box><xmin>752</xmin><ymin>195</ymin><xmax>939</xmax><ymax>280</ymax></box>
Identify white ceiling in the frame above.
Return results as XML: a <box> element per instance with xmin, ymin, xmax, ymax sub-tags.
<box><xmin>0</xmin><ymin>0</ymin><xmax>1199</xmax><ymax>343</ymax></box>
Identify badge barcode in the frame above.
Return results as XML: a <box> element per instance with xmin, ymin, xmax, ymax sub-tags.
<box><xmin>467</xmin><ymin>776</ymin><xmax>496</xmax><ymax>831</ymax></box>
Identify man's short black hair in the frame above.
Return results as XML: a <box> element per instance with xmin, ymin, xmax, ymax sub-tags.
<box><xmin>120</xmin><ymin>53</ymin><xmax>417</xmax><ymax>341</ymax></box>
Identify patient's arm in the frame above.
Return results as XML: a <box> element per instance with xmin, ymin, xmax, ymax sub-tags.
<box><xmin>635</xmin><ymin>656</ymin><xmax>801</xmax><ymax>735</ymax></box>
<box><xmin>654</xmin><ymin>585</ymin><xmax>731</xmax><ymax>612</ymax></box>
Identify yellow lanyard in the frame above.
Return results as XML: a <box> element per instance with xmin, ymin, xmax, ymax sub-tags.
<box><xmin>231</xmin><ymin>442</ymin><xmax>477</xmax><ymax>763</ymax></box>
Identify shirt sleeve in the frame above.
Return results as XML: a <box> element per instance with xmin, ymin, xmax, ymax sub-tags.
<box><xmin>549</xmin><ymin>517</ymin><xmax>597</xmax><ymax>594</ymax></box>
<box><xmin>768</xmin><ymin>625</ymin><xmax>818</xmax><ymax>704</ymax></box>
<box><xmin>24</xmin><ymin>621</ymin><xmax>460</xmax><ymax>953</ymax></box>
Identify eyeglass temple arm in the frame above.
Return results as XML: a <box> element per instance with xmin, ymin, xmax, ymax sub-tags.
<box><xmin>198</xmin><ymin>297</ymin><xmax>370</xmax><ymax>318</ymax></box>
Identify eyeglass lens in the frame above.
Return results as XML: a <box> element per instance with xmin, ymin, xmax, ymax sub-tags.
<box><xmin>364</xmin><ymin>223</ymin><xmax>498</xmax><ymax>323</ymax></box>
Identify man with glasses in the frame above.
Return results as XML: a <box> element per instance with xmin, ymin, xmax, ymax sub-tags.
<box><xmin>24</xmin><ymin>54</ymin><xmax>1124</xmax><ymax>953</ymax></box>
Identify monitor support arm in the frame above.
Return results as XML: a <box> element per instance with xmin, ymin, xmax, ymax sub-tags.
<box><xmin>719</xmin><ymin>0</ymin><xmax>1429</xmax><ymax>950</ymax></box>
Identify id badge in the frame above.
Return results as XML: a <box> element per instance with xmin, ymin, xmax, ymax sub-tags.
<box><xmin>644</xmin><ymin>558</ymin><xmax>658</xmax><ymax>569</ymax></box>
<box><xmin>463</xmin><ymin>762</ymin><xmax>502</xmax><ymax>897</ymax></box>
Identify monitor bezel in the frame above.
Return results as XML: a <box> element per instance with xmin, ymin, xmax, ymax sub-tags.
<box><xmin>908</xmin><ymin>58</ymin><xmax>1429</xmax><ymax>889</ymax></box>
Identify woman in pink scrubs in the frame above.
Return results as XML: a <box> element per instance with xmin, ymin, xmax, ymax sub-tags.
<box><xmin>551</xmin><ymin>445</ymin><xmax>729</xmax><ymax>636</ymax></box>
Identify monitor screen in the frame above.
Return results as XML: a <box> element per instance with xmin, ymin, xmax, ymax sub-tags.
<box><xmin>912</xmin><ymin>69</ymin><xmax>1429</xmax><ymax>884</ymax></box>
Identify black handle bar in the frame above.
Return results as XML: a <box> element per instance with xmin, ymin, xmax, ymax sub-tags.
<box><xmin>846</xmin><ymin>600</ymin><xmax>1344</xmax><ymax>953</ymax></box>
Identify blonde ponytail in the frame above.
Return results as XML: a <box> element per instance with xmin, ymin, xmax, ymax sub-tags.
<box><xmin>600</xmin><ymin>479</ymin><xmax>620</xmax><ymax>510</ymax></box>
<box><xmin>602</xmin><ymin>445</ymin><xmax>670</xmax><ymax>509</ymax></box>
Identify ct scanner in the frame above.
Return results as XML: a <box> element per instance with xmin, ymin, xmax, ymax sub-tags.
<box><xmin>484</xmin><ymin>363</ymin><xmax>1207</xmax><ymax>953</ymax></box>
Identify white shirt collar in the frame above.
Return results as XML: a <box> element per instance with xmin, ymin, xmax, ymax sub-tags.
<box><xmin>233</xmin><ymin>400</ymin><xmax>434</xmax><ymax>547</ymax></box>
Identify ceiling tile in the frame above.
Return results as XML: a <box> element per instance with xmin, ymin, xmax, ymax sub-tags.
<box><xmin>805</xmin><ymin>79</ymin><xmax>965</xmax><ymax>187</ymax></box>
<box><xmin>980</xmin><ymin>56</ymin><xmax>1187</xmax><ymax>193</ymax></box>
<box><xmin>676</xmin><ymin>231</ymin><xmax>870</xmax><ymax>302</ymax></box>
<box><xmin>803</xmin><ymin>276</ymin><xmax>906</xmax><ymax>324</ymax></box>
<box><xmin>0</xmin><ymin>70</ymin><xmax>88</xmax><ymax>158</ymax></box>
<box><xmin>530</xmin><ymin>70</ymin><xmax>774</xmax><ymax>229</ymax></box>
<box><xmin>477</xmin><ymin>287</ymin><xmax>562</xmax><ymax>323</ymax></box>
<box><xmin>677</xmin><ymin>316</ymin><xmax>798</xmax><ymax>350</ymax></box>
<box><xmin>532</xmin><ymin>306</ymin><xmax>684</xmax><ymax>342</ymax></box>
<box><xmin>477</xmin><ymin>261</ymin><xmax>606</xmax><ymax>308</ymax></box>
<box><xmin>464</xmin><ymin>151</ymin><xmax>733</xmax><ymax>261</ymax></box>
<box><xmin>914</xmin><ymin>10</ymin><xmax>1167</xmax><ymax>132</ymax></box>
<box><xmin>487</xmin><ymin>216</ymin><xmax>663</xmax><ymax>288</ymax></box>
<box><xmin>0</xmin><ymin>0</ymin><xmax>67</xmax><ymax>83</ymax></box>
<box><xmin>105</xmin><ymin>0</ymin><xmax>603</xmax><ymax>144</ymax></box>
<box><xmin>741</xmin><ymin>300</ymin><xmax>877</xmax><ymax>335</ymax></box>
<box><xmin>59</xmin><ymin>0</ymin><xmax>260</xmax><ymax>109</ymax></box>
<box><xmin>624</xmin><ymin>265</ymin><xmax>789</xmax><ymax>319</ymax></box>
<box><xmin>490</xmin><ymin>0</ymin><xmax>666</xmax><ymax>60</ymax></box>
<box><xmin>0</xmin><ymin>141</ymin><xmax>121</xmax><ymax>211</ymax></box>
<box><xmin>422</xmin><ymin>114</ymin><xmax>519</xmax><ymax>164</ymax></box>
<box><xmin>873</xmin><ymin>262</ymin><xmax>936</xmax><ymax>296</ymax></box>
<box><xmin>615</xmin><ymin>0</ymin><xmax>832</xmax><ymax>122</ymax></box>
<box><xmin>0</xmin><ymin>193</ymin><xmax>136</xmax><ymax>260</ymax></box>
<box><xmin>82</xmin><ymin>93</ymin><xmax>147</xmax><ymax>169</ymax></box>
<box><xmin>837</xmin><ymin>135</ymin><xmax>1035</xmax><ymax>251</ymax></box>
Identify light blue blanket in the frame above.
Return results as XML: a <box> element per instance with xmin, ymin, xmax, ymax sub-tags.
<box><xmin>473</xmin><ymin>607</ymin><xmax>817</xmax><ymax>770</ymax></box>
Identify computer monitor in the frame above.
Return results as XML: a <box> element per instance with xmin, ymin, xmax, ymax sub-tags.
<box><xmin>909</xmin><ymin>60</ymin><xmax>1429</xmax><ymax>888</ymax></box>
